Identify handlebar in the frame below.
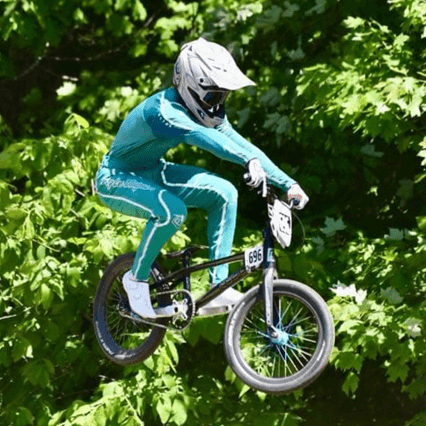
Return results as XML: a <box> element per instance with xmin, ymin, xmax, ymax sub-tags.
<box><xmin>243</xmin><ymin>173</ymin><xmax>300</xmax><ymax>208</ymax></box>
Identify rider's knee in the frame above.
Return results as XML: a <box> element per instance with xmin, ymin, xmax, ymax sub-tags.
<box><xmin>169</xmin><ymin>203</ymin><xmax>187</xmax><ymax>228</ymax></box>
<box><xmin>220</xmin><ymin>180</ymin><xmax>238</xmax><ymax>205</ymax></box>
<box><xmin>157</xmin><ymin>192</ymin><xmax>187</xmax><ymax>227</ymax></box>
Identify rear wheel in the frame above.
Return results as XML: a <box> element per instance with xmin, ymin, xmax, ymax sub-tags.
<box><xmin>93</xmin><ymin>252</ymin><xmax>170</xmax><ymax>366</ymax></box>
<box><xmin>224</xmin><ymin>280</ymin><xmax>334</xmax><ymax>394</ymax></box>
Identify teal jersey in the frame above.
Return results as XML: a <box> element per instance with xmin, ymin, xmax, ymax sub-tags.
<box><xmin>102</xmin><ymin>87</ymin><xmax>296</xmax><ymax>191</ymax></box>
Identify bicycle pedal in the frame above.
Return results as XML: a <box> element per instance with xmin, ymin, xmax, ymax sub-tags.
<box><xmin>154</xmin><ymin>304</ymin><xmax>183</xmax><ymax>318</ymax></box>
<box><xmin>197</xmin><ymin>304</ymin><xmax>233</xmax><ymax>317</ymax></box>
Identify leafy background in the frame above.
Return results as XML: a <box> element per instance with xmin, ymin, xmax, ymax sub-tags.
<box><xmin>1</xmin><ymin>0</ymin><xmax>426</xmax><ymax>425</ymax></box>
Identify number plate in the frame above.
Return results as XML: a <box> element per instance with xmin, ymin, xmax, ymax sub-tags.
<box><xmin>277</xmin><ymin>205</ymin><xmax>292</xmax><ymax>246</ymax></box>
<box><xmin>268</xmin><ymin>199</ymin><xmax>292</xmax><ymax>248</ymax></box>
<box><xmin>244</xmin><ymin>246</ymin><xmax>264</xmax><ymax>270</ymax></box>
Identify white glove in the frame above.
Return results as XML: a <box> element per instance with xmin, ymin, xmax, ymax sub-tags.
<box><xmin>287</xmin><ymin>183</ymin><xmax>309</xmax><ymax>210</ymax></box>
<box><xmin>245</xmin><ymin>158</ymin><xmax>267</xmax><ymax>197</ymax></box>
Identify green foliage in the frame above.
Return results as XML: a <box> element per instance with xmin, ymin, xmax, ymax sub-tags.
<box><xmin>2</xmin><ymin>0</ymin><xmax>426</xmax><ymax>425</ymax></box>
<box><xmin>329</xmin><ymin>278</ymin><xmax>426</xmax><ymax>397</ymax></box>
<box><xmin>390</xmin><ymin>0</ymin><xmax>426</xmax><ymax>34</ymax></box>
<box><xmin>0</xmin><ymin>115</ymin><xmax>191</xmax><ymax>426</ymax></box>
<box><xmin>296</xmin><ymin>16</ymin><xmax>426</xmax><ymax>144</ymax></box>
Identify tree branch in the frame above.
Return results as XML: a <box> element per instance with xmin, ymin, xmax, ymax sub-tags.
<box><xmin>13</xmin><ymin>43</ymin><xmax>50</xmax><ymax>81</ymax></box>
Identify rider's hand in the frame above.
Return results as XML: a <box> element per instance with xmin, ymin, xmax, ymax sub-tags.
<box><xmin>287</xmin><ymin>183</ymin><xmax>309</xmax><ymax>210</ymax></box>
<box><xmin>245</xmin><ymin>158</ymin><xmax>267</xmax><ymax>197</ymax></box>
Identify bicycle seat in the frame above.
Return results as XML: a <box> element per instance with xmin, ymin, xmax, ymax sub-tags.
<box><xmin>166</xmin><ymin>245</ymin><xmax>207</xmax><ymax>259</ymax></box>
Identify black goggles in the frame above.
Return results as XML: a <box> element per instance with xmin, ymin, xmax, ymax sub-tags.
<box><xmin>202</xmin><ymin>90</ymin><xmax>229</xmax><ymax>108</ymax></box>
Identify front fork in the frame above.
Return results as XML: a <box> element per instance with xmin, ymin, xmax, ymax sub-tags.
<box><xmin>262</xmin><ymin>225</ymin><xmax>279</xmax><ymax>339</ymax></box>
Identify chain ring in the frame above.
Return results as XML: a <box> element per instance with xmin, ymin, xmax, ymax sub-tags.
<box><xmin>169</xmin><ymin>289</ymin><xmax>195</xmax><ymax>330</ymax></box>
<box><xmin>119</xmin><ymin>289</ymin><xmax>195</xmax><ymax>331</ymax></box>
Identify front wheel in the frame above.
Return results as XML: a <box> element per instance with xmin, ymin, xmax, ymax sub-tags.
<box><xmin>224</xmin><ymin>279</ymin><xmax>335</xmax><ymax>395</ymax></box>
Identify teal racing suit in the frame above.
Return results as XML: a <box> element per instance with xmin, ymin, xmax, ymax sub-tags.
<box><xmin>95</xmin><ymin>87</ymin><xmax>296</xmax><ymax>284</ymax></box>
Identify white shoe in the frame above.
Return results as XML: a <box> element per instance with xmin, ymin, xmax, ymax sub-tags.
<box><xmin>122</xmin><ymin>271</ymin><xmax>156</xmax><ymax>319</ymax></box>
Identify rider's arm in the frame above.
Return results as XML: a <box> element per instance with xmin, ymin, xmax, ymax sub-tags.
<box><xmin>215</xmin><ymin>118</ymin><xmax>296</xmax><ymax>191</ymax></box>
<box><xmin>154</xmin><ymin>94</ymin><xmax>296</xmax><ymax>191</ymax></box>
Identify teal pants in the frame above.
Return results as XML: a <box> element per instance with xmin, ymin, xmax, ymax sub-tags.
<box><xmin>95</xmin><ymin>159</ymin><xmax>238</xmax><ymax>284</ymax></box>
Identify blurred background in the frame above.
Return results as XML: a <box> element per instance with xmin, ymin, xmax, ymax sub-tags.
<box><xmin>0</xmin><ymin>0</ymin><xmax>425</xmax><ymax>425</ymax></box>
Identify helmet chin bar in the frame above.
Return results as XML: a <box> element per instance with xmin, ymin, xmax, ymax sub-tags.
<box><xmin>204</xmin><ymin>103</ymin><xmax>225</xmax><ymax>118</ymax></box>
<box><xmin>197</xmin><ymin>103</ymin><xmax>225</xmax><ymax>121</ymax></box>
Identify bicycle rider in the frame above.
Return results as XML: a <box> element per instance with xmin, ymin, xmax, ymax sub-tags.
<box><xmin>94</xmin><ymin>37</ymin><xmax>309</xmax><ymax>319</ymax></box>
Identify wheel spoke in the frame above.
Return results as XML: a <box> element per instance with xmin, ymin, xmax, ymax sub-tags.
<box><xmin>294</xmin><ymin>335</ymin><xmax>318</xmax><ymax>344</ymax></box>
<box><xmin>286</xmin><ymin>314</ymin><xmax>314</xmax><ymax>329</ymax></box>
<box><xmin>286</xmin><ymin>344</ymin><xmax>307</xmax><ymax>368</ymax></box>
<box><xmin>114</xmin><ymin>318</ymin><xmax>127</xmax><ymax>341</ymax></box>
<box><xmin>279</xmin><ymin>299</ymin><xmax>293</xmax><ymax>325</ymax></box>
<box><xmin>272</xmin><ymin>349</ymin><xmax>277</xmax><ymax>376</ymax></box>
<box><xmin>285</xmin><ymin>345</ymin><xmax>299</xmax><ymax>372</ymax></box>
<box><xmin>108</xmin><ymin>313</ymin><xmax>122</xmax><ymax>329</ymax></box>
<box><xmin>296</xmin><ymin>326</ymin><xmax>318</xmax><ymax>335</ymax></box>
<box><xmin>246</xmin><ymin>307</ymin><xmax>267</xmax><ymax>327</ymax></box>
<box><xmin>243</xmin><ymin>314</ymin><xmax>267</xmax><ymax>335</ymax></box>
<box><xmin>291</xmin><ymin>343</ymin><xmax>316</xmax><ymax>353</ymax></box>
<box><xmin>290</xmin><ymin>345</ymin><xmax>312</xmax><ymax>363</ymax></box>
<box><xmin>276</xmin><ymin>345</ymin><xmax>290</xmax><ymax>371</ymax></box>
<box><xmin>286</xmin><ymin>306</ymin><xmax>304</xmax><ymax>328</ymax></box>
<box><xmin>241</xmin><ymin>332</ymin><xmax>267</xmax><ymax>341</ymax></box>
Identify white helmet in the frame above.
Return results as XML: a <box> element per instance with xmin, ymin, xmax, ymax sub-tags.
<box><xmin>173</xmin><ymin>37</ymin><xmax>256</xmax><ymax>128</ymax></box>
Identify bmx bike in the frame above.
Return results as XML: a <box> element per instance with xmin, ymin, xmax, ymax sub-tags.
<box><xmin>93</xmin><ymin>182</ymin><xmax>335</xmax><ymax>395</ymax></box>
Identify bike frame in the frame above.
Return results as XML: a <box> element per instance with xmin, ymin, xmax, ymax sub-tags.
<box><xmin>151</xmin><ymin>222</ymin><xmax>278</xmax><ymax>336</ymax></box>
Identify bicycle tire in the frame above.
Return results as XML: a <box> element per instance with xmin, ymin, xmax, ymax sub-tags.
<box><xmin>93</xmin><ymin>252</ymin><xmax>170</xmax><ymax>366</ymax></box>
<box><xmin>224</xmin><ymin>279</ymin><xmax>334</xmax><ymax>395</ymax></box>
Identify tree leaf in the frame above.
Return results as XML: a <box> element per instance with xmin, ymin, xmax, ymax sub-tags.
<box><xmin>342</xmin><ymin>371</ymin><xmax>359</xmax><ymax>395</ymax></box>
<box><xmin>156</xmin><ymin>398</ymin><xmax>171</xmax><ymax>424</ymax></box>
<box><xmin>320</xmin><ymin>217</ymin><xmax>347</xmax><ymax>237</ymax></box>
<box><xmin>72</xmin><ymin>113</ymin><xmax>90</xmax><ymax>129</ymax></box>
<box><xmin>361</xmin><ymin>144</ymin><xmax>384</xmax><ymax>157</ymax></box>
<box><xmin>12</xmin><ymin>337</ymin><xmax>33</xmax><ymax>362</ymax></box>
<box><xmin>40</xmin><ymin>283</ymin><xmax>54</xmax><ymax>309</ymax></box>
<box><xmin>171</xmin><ymin>399</ymin><xmax>187</xmax><ymax>426</ymax></box>
<box><xmin>416</xmin><ymin>216</ymin><xmax>426</xmax><ymax>231</ymax></box>
<box><xmin>133</xmin><ymin>0</ymin><xmax>147</xmax><ymax>21</ymax></box>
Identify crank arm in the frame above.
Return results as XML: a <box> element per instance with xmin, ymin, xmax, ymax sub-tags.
<box><xmin>119</xmin><ymin>312</ymin><xmax>168</xmax><ymax>330</ymax></box>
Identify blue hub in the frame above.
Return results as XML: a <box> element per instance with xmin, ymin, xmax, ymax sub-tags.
<box><xmin>269</xmin><ymin>329</ymin><xmax>290</xmax><ymax>346</ymax></box>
